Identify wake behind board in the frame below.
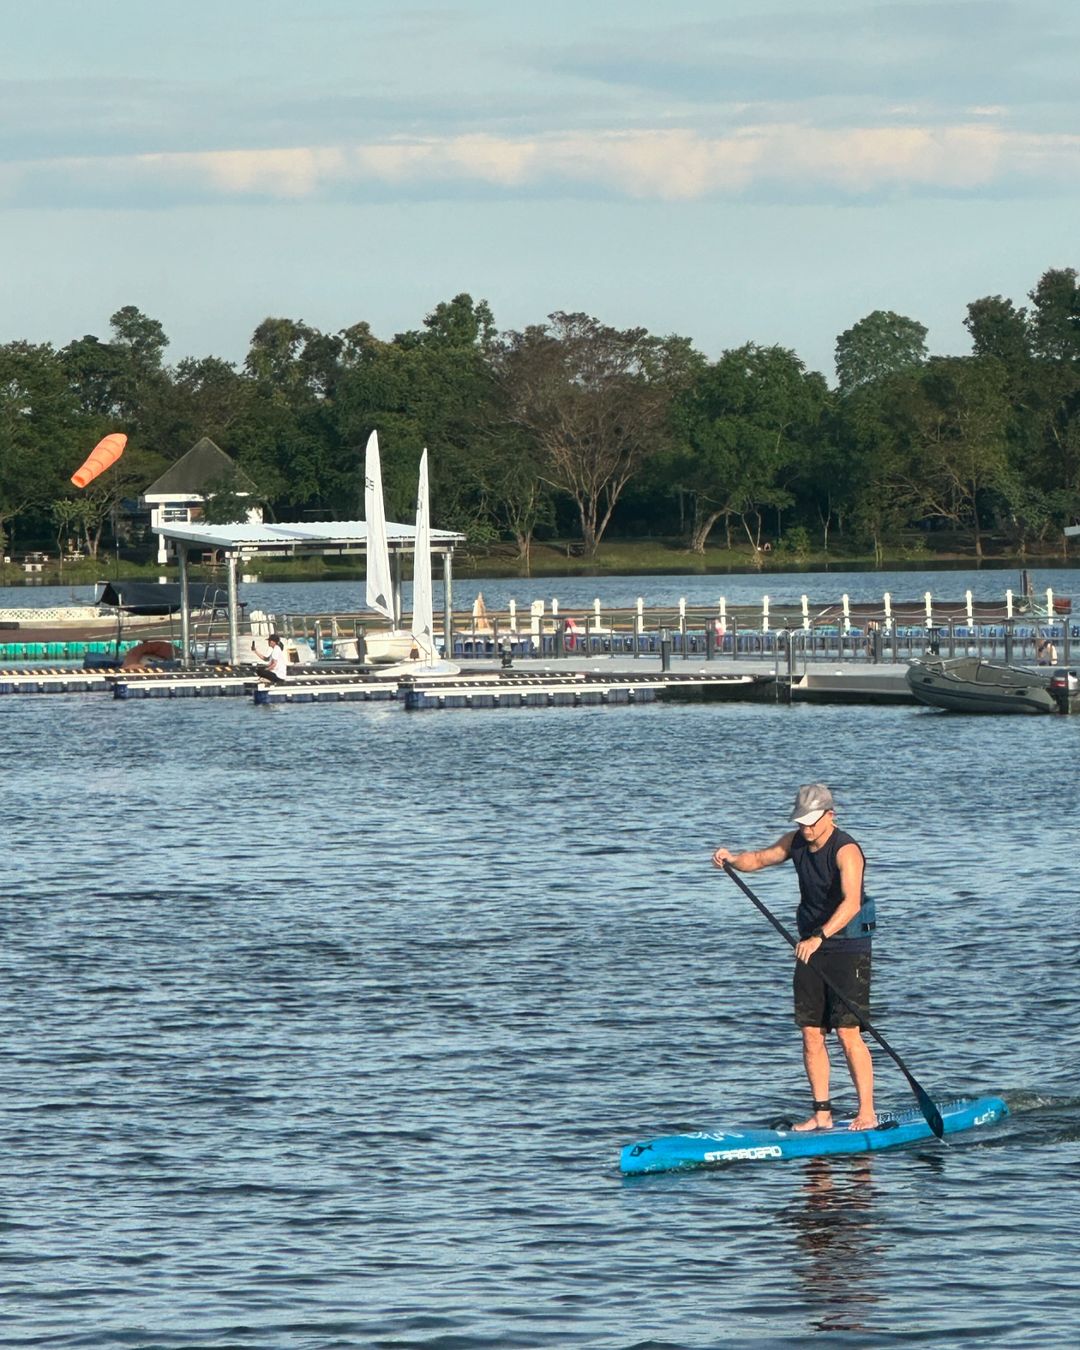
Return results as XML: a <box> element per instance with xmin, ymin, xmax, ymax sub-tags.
<box><xmin>620</xmin><ymin>1095</ymin><xmax>1008</xmax><ymax>1175</ymax></box>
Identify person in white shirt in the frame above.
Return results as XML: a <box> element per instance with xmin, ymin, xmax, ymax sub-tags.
<box><xmin>252</xmin><ymin>633</ymin><xmax>289</xmax><ymax>683</ymax></box>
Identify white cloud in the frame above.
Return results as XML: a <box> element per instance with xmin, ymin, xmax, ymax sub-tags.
<box><xmin>3</xmin><ymin>122</ymin><xmax>1079</xmax><ymax>207</ymax></box>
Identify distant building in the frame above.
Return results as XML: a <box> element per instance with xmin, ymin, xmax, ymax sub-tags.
<box><xmin>142</xmin><ymin>437</ymin><xmax>262</xmax><ymax>564</ymax></box>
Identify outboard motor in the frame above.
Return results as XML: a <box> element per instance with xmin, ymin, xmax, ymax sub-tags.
<box><xmin>1048</xmin><ymin>668</ymin><xmax>1078</xmax><ymax>714</ymax></box>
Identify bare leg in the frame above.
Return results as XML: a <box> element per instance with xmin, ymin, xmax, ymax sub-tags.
<box><xmin>792</xmin><ymin>1026</ymin><xmax>833</xmax><ymax>1130</ymax></box>
<box><xmin>836</xmin><ymin>1027</ymin><xmax>876</xmax><ymax>1129</ymax></box>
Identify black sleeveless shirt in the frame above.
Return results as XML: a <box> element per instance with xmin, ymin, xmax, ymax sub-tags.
<box><xmin>790</xmin><ymin>826</ymin><xmax>871</xmax><ymax>952</ymax></box>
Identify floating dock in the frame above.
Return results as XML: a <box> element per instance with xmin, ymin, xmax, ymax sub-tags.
<box><xmin>112</xmin><ymin>669</ymin><xmax>256</xmax><ymax>699</ymax></box>
<box><xmin>0</xmin><ymin>667</ymin><xmax>112</xmax><ymax>695</ymax></box>
<box><xmin>1</xmin><ymin>655</ymin><xmax>1073</xmax><ymax>713</ymax></box>
<box><xmin>785</xmin><ymin>668</ymin><xmax>913</xmax><ymax>704</ymax></box>
<box><xmin>398</xmin><ymin>669</ymin><xmax>769</xmax><ymax>711</ymax></box>
<box><xmin>255</xmin><ymin>672</ymin><xmax>404</xmax><ymax>704</ymax></box>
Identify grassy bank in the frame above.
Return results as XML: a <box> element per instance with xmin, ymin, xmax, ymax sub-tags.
<box><xmin>1</xmin><ymin>536</ymin><xmax>1074</xmax><ymax>589</ymax></box>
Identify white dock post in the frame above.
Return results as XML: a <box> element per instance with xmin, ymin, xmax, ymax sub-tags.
<box><xmin>1047</xmin><ymin>588</ymin><xmax>1054</xmax><ymax>620</ymax></box>
<box><xmin>635</xmin><ymin>596</ymin><xmax>644</xmax><ymax>658</ymax></box>
<box><xmin>762</xmin><ymin>595</ymin><xmax>770</xmax><ymax>632</ymax></box>
<box><xmin>679</xmin><ymin>596</ymin><xmax>687</xmax><ymax>658</ymax></box>
<box><xmin>1006</xmin><ymin>589</ymin><xmax>1013</xmax><ymax>619</ymax></box>
<box><xmin>966</xmin><ymin>589</ymin><xmax>973</xmax><ymax>623</ymax></box>
<box><xmin>531</xmin><ymin>599</ymin><xmax>544</xmax><ymax>653</ymax></box>
<box><xmin>801</xmin><ymin>594</ymin><xmax>809</xmax><ymax>630</ymax></box>
<box><xmin>925</xmin><ymin>592</ymin><xmax>933</xmax><ymax>624</ymax></box>
<box><xmin>509</xmin><ymin>598</ymin><xmax>517</xmax><ymax>633</ymax></box>
<box><xmin>884</xmin><ymin>592</ymin><xmax>892</xmax><ymax>630</ymax></box>
<box><xmin>842</xmin><ymin>594</ymin><xmax>850</xmax><ymax>633</ymax></box>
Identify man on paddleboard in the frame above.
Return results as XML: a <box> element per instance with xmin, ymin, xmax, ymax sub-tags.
<box><xmin>712</xmin><ymin>783</ymin><xmax>877</xmax><ymax>1133</ymax></box>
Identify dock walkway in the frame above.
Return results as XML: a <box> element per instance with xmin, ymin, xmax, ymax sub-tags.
<box><xmin>2</xmin><ymin>653</ymin><xmax>1070</xmax><ymax>711</ymax></box>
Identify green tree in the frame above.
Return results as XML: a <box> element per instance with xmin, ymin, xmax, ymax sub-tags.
<box><xmin>334</xmin><ymin>296</ymin><xmax>500</xmax><ymax>535</ymax></box>
<box><xmin>835</xmin><ymin>310</ymin><xmax>928</xmax><ymax>394</ymax></box>
<box><xmin>0</xmin><ymin>341</ymin><xmax>83</xmax><ymax>551</ymax></box>
<box><xmin>51</xmin><ymin>490</ymin><xmax>111</xmax><ymax>558</ymax></box>
<box><xmin>964</xmin><ymin>295</ymin><xmax>1031</xmax><ymax>366</ymax></box>
<box><xmin>900</xmin><ymin>358</ymin><xmax>1013</xmax><ymax>559</ymax></box>
<box><xmin>1019</xmin><ymin>270</ymin><xmax>1080</xmax><ymax>545</ymax></box>
<box><xmin>201</xmin><ymin>471</ymin><xmax>257</xmax><ymax>525</ymax></box>
<box><xmin>668</xmin><ymin>344</ymin><xmax>828</xmax><ymax>554</ymax></box>
<box><xmin>834</xmin><ymin>371</ymin><xmax>920</xmax><ymax>564</ymax></box>
<box><xmin>491</xmin><ymin>313</ymin><xmax>699</xmax><ymax>555</ymax></box>
<box><xmin>239</xmin><ymin>317</ymin><xmax>341</xmax><ymax>517</ymax></box>
<box><xmin>1028</xmin><ymin>267</ymin><xmax>1080</xmax><ymax>361</ymax></box>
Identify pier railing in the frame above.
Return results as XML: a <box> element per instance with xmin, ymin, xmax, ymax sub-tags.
<box><xmin>267</xmin><ymin>593</ymin><xmax>1076</xmax><ymax>668</ymax></box>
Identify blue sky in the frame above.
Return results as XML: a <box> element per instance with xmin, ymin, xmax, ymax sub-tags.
<box><xmin>3</xmin><ymin>0</ymin><xmax>1078</xmax><ymax>381</ymax></box>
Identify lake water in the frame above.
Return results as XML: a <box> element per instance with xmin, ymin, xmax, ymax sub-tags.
<box><xmin>5</xmin><ymin>562</ymin><xmax>1079</xmax><ymax>620</ymax></box>
<box><xmin>2</xmin><ymin>571</ymin><xmax>1079</xmax><ymax>1347</ymax></box>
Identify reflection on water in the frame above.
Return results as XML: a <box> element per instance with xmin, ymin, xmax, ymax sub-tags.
<box><xmin>782</xmin><ymin>1157</ymin><xmax>885</xmax><ymax>1334</ymax></box>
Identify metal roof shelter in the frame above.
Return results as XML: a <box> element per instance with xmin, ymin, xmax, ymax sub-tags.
<box><xmin>154</xmin><ymin>518</ymin><xmax>465</xmax><ymax>666</ymax></box>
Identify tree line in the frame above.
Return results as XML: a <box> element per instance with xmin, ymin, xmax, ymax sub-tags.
<box><xmin>2</xmin><ymin>270</ymin><xmax>1078</xmax><ymax>566</ymax></box>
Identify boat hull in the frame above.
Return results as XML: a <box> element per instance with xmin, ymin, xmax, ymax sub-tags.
<box><xmin>332</xmin><ymin>630</ymin><xmax>422</xmax><ymax>663</ymax></box>
<box><xmin>620</xmin><ymin>1095</ymin><xmax>1008</xmax><ymax>1173</ymax></box>
<box><xmin>905</xmin><ymin>658</ymin><xmax>1055</xmax><ymax>714</ymax></box>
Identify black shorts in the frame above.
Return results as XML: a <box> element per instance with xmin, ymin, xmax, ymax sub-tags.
<box><xmin>793</xmin><ymin>947</ymin><xmax>871</xmax><ymax>1030</ymax></box>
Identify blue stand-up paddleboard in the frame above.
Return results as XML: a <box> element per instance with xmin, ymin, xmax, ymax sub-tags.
<box><xmin>620</xmin><ymin>1095</ymin><xmax>1008</xmax><ymax>1174</ymax></box>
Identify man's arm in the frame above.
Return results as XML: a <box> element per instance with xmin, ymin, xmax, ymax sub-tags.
<box><xmin>712</xmin><ymin>832</ymin><xmax>796</xmax><ymax>872</ymax></box>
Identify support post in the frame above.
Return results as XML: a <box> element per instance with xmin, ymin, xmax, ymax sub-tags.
<box><xmin>226</xmin><ymin>552</ymin><xmax>240</xmax><ymax>666</ymax></box>
<box><xmin>442</xmin><ymin>551</ymin><xmax>453</xmax><ymax>661</ymax></box>
<box><xmin>178</xmin><ymin>544</ymin><xmax>191</xmax><ymax>668</ymax></box>
<box><xmin>393</xmin><ymin>549</ymin><xmax>404</xmax><ymax>627</ymax></box>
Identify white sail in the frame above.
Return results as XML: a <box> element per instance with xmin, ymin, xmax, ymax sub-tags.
<box><xmin>364</xmin><ymin>429</ymin><xmax>394</xmax><ymax>622</ymax></box>
<box><xmin>411</xmin><ymin>448</ymin><xmax>435</xmax><ymax>662</ymax></box>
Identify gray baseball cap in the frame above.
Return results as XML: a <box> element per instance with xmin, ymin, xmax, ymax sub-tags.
<box><xmin>790</xmin><ymin>782</ymin><xmax>835</xmax><ymax>825</ymax></box>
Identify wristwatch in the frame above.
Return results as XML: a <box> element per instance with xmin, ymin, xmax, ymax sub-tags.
<box><xmin>811</xmin><ymin>927</ymin><xmax>826</xmax><ymax>940</ymax></box>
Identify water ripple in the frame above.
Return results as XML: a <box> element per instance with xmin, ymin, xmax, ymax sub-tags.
<box><xmin>1</xmin><ymin>670</ymin><xmax>1078</xmax><ymax>1346</ymax></box>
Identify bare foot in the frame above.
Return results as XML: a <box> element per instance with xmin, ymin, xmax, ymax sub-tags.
<box><xmin>791</xmin><ymin>1111</ymin><xmax>833</xmax><ymax>1132</ymax></box>
<box><xmin>848</xmin><ymin>1112</ymin><xmax>878</xmax><ymax>1131</ymax></box>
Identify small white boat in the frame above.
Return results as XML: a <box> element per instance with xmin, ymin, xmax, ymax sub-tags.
<box><xmin>906</xmin><ymin>656</ymin><xmax>1055</xmax><ymax>714</ymax></box>
<box><xmin>332</xmin><ymin>436</ymin><xmax>458</xmax><ymax>676</ymax></box>
<box><xmin>335</xmin><ymin>629</ymin><xmax>423</xmax><ymax>663</ymax></box>
<box><xmin>332</xmin><ymin>429</ymin><xmax>419</xmax><ymax>663</ymax></box>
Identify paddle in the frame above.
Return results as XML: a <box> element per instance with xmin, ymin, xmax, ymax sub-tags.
<box><xmin>721</xmin><ymin>861</ymin><xmax>945</xmax><ymax>1139</ymax></box>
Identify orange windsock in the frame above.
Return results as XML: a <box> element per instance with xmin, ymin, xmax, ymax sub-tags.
<box><xmin>71</xmin><ymin>433</ymin><xmax>127</xmax><ymax>488</ymax></box>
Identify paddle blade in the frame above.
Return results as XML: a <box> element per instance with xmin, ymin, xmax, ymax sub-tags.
<box><xmin>915</xmin><ymin>1083</ymin><xmax>945</xmax><ymax>1139</ymax></box>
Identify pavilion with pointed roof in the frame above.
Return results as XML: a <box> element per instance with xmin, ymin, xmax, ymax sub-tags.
<box><xmin>142</xmin><ymin>436</ymin><xmax>262</xmax><ymax>565</ymax></box>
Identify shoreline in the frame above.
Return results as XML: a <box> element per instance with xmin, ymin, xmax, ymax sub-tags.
<box><xmin>2</xmin><ymin>542</ymin><xmax>1076</xmax><ymax>588</ymax></box>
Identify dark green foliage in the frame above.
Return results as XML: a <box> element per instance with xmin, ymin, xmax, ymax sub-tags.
<box><xmin>2</xmin><ymin>273</ymin><xmax>1079</xmax><ymax>560</ymax></box>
